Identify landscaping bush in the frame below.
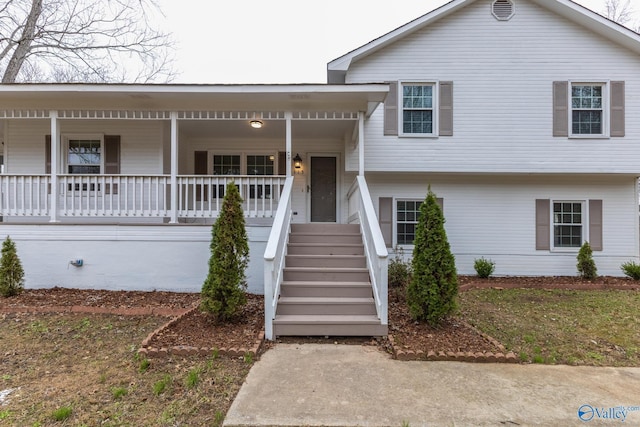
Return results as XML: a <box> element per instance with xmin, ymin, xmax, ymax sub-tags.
<box><xmin>474</xmin><ymin>257</ymin><xmax>495</xmax><ymax>279</ymax></box>
<box><xmin>621</xmin><ymin>261</ymin><xmax>640</xmax><ymax>280</ymax></box>
<box><xmin>406</xmin><ymin>189</ymin><xmax>458</xmax><ymax>326</ymax></box>
<box><xmin>577</xmin><ymin>241</ymin><xmax>597</xmax><ymax>280</ymax></box>
<box><xmin>388</xmin><ymin>247</ymin><xmax>411</xmax><ymax>288</ymax></box>
<box><xmin>0</xmin><ymin>236</ymin><xmax>25</xmax><ymax>297</ymax></box>
<box><xmin>201</xmin><ymin>182</ymin><xmax>249</xmax><ymax>321</ymax></box>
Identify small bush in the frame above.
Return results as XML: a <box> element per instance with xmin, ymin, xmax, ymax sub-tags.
<box><xmin>388</xmin><ymin>247</ymin><xmax>411</xmax><ymax>288</ymax></box>
<box><xmin>621</xmin><ymin>261</ymin><xmax>640</xmax><ymax>280</ymax></box>
<box><xmin>577</xmin><ymin>242</ymin><xmax>597</xmax><ymax>280</ymax></box>
<box><xmin>0</xmin><ymin>236</ymin><xmax>25</xmax><ymax>297</ymax></box>
<box><xmin>474</xmin><ymin>257</ymin><xmax>495</xmax><ymax>279</ymax></box>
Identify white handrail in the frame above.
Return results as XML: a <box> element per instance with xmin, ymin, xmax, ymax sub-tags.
<box><xmin>263</xmin><ymin>176</ymin><xmax>294</xmax><ymax>340</ymax></box>
<box><xmin>348</xmin><ymin>176</ymin><xmax>389</xmax><ymax>325</ymax></box>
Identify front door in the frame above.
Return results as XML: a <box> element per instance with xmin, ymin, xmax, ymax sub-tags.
<box><xmin>310</xmin><ymin>156</ymin><xmax>337</xmax><ymax>222</ymax></box>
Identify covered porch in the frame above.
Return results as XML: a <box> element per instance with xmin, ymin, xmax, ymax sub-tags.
<box><xmin>0</xmin><ymin>84</ymin><xmax>386</xmax><ymax>224</ymax></box>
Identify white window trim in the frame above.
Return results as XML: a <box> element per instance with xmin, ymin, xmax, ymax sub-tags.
<box><xmin>207</xmin><ymin>150</ymin><xmax>278</xmax><ymax>175</ymax></box>
<box><xmin>550</xmin><ymin>199</ymin><xmax>588</xmax><ymax>251</ymax></box>
<box><xmin>393</xmin><ymin>197</ymin><xmax>424</xmax><ymax>248</ymax></box>
<box><xmin>63</xmin><ymin>134</ymin><xmax>104</xmax><ymax>174</ymax></box>
<box><xmin>398</xmin><ymin>81</ymin><xmax>439</xmax><ymax>138</ymax></box>
<box><xmin>568</xmin><ymin>80</ymin><xmax>610</xmax><ymax>139</ymax></box>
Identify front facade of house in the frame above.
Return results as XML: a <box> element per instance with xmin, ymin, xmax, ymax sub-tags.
<box><xmin>1</xmin><ymin>0</ymin><xmax>640</xmax><ymax>335</ymax></box>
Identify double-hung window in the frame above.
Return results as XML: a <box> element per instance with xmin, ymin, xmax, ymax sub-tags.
<box><xmin>67</xmin><ymin>137</ymin><xmax>102</xmax><ymax>191</ymax></box>
<box><xmin>401</xmin><ymin>83</ymin><xmax>435</xmax><ymax>136</ymax></box>
<box><xmin>68</xmin><ymin>139</ymin><xmax>101</xmax><ymax>174</ymax></box>
<box><xmin>396</xmin><ymin>200</ymin><xmax>423</xmax><ymax>245</ymax></box>
<box><xmin>571</xmin><ymin>84</ymin><xmax>605</xmax><ymax>136</ymax></box>
<box><xmin>247</xmin><ymin>155</ymin><xmax>275</xmax><ymax>199</ymax></box>
<box><xmin>553</xmin><ymin>201</ymin><xmax>583</xmax><ymax>248</ymax></box>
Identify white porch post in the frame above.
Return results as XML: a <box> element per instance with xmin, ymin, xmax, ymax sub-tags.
<box><xmin>358</xmin><ymin>112</ymin><xmax>365</xmax><ymax>176</ymax></box>
<box><xmin>49</xmin><ymin>111</ymin><xmax>59</xmax><ymax>222</ymax></box>
<box><xmin>285</xmin><ymin>112</ymin><xmax>292</xmax><ymax>176</ymax></box>
<box><xmin>170</xmin><ymin>112</ymin><xmax>178</xmax><ymax>224</ymax></box>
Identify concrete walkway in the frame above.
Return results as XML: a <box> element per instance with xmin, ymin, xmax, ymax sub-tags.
<box><xmin>224</xmin><ymin>344</ymin><xmax>640</xmax><ymax>427</ymax></box>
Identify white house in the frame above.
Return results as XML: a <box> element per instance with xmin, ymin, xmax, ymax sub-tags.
<box><xmin>1</xmin><ymin>0</ymin><xmax>639</xmax><ymax>337</ymax></box>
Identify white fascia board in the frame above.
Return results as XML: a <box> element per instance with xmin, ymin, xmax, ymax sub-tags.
<box><xmin>0</xmin><ymin>83</ymin><xmax>387</xmax><ymax>96</ymax></box>
<box><xmin>327</xmin><ymin>0</ymin><xmax>469</xmax><ymax>73</ymax></box>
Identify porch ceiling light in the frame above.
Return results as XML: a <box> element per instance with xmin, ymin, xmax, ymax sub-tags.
<box><xmin>250</xmin><ymin>120</ymin><xmax>264</xmax><ymax>129</ymax></box>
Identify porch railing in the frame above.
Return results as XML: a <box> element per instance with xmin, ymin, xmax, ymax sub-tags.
<box><xmin>58</xmin><ymin>174</ymin><xmax>170</xmax><ymax>217</ymax></box>
<box><xmin>0</xmin><ymin>174</ymin><xmax>285</xmax><ymax>220</ymax></box>
<box><xmin>263</xmin><ymin>176</ymin><xmax>294</xmax><ymax>340</ymax></box>
<box><xmin>177</xmin><ymin>175</ymin><xmax>286</xmax><ymax>218</ymax></box>
<box><xmin>347</xmin><ymin>176</ymin><xmax>389</xmax><ymax>326</ymax></box>
<box><xmin>0</xmin><ymin>175</ymin><xmax>51</xmax><ymax>217</ymax></box>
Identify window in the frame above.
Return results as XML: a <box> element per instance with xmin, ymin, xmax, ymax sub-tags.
<box><xmin>212</xmin><ymin>155</ymin><xmax>240</xmax><ymax>175</ymax></box>
<box><xmin>247</xmin><ymin>155</ymin><xmax>275</xmax><ymax>199</ymax></box>
<box><xmin>571</xmin><ymin>84</ymin><xmax>604</xmax><ymax>136</ymax></box>
<box><xmin>68</xmin><ymin>139</ymin><xmax>101</xmax><ymax>174</ymax></box>
<box><xmin>247</xmin><ymin>155</ymin><xmax>274</xmax><ymax>176</ymax></box>
<box><xmin>397</xmin><ymin>200</ymin><xmax>422</xmax><ymax>245</ymax></box>
<box><xmin>401</xmin><ymin>83</ymin><xmax>435</xmax><ymax>135</ymax></box>
<box><xmin>210</xmin><ymin>153</ymin><xmax>276</xmax><ymax>199</ymax></box>
<box><xmin>553</xmin><ymin>202</ymin><xmax>583</xmax><ymax>248</ymax></box>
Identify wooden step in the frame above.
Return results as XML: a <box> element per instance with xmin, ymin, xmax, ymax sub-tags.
<box><xmin>289</xmin><ymin>232</ymin><xmax>363</xmax><ymax>244</ymax></box>
<box><xmin>285</xmin><ymin>254</ymin><xmax>367</xmax><ymax>268</ymax></box>
<box><xmin>273</xmin><ymin>314</ymin><xmax>387</xmax><ymax>336</ymax></box>
<box><xmin>287</xmin><ymin>243</ymin><xmax>364</xmax><ymax>256</ymax></box>
<box><xmin>280</xmin><ymin>281</ymin><xmax>373</xmax><ymax>298</ymax></box>
<box><xmin>291</xmin><ymin>223</ymin><xmax>360</xmax><ymax>234</ymax></box>
<box><xmin>283</xmin><ymin>267</ymin><xmax>370</xmax><ymax>282</ymax></box>
<box><xmin>277</xmin><ymin>296</ymin><xmax>377</xmax><ymax>315</ymax></box>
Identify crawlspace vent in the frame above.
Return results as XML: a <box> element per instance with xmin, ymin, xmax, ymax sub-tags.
<box><xmin>492</xmin><ymin>0</ymin><xmax>515</xmax><ymax>21</ymax></box>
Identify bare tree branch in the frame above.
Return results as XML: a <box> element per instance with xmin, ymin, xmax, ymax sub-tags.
<box><xmin>0</xmin><ymin>0</ymin><xmax>177</xmax><ymax>83</ymax></box>
<box><xmin>603</xmin><ymin>0</ymin><xmax>639</xmax><ymax>31</ymax></box>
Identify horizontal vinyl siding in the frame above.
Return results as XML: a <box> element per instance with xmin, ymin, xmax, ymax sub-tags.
<box><xmin>347</xmin><ymin>0</ymin><xmax>640</xmax><ymax>174</ymax></box>
<box><xmin>5</xmin><ymin>120</ymin><xmax>50</xmax><ymax>174</ymax></box>
<box><xmin>366</xmin><ymin>173</ymin><xmax>639</xmax><ymax>276</ymax></box>
<box><xmin>6</xmin><ymin>120</ymin><xmax>163</xmax><ymax>174</ymax></box>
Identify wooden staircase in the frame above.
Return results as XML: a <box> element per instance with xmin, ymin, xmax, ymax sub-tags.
<box><xmin>272</xmin><ymin>223</ymin><xmax>387</xmax><ymax>337</ymax></box>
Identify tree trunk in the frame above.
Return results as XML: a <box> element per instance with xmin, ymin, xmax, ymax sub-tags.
<box><xmin>1</xmin><ymin>0</ymin><xmax>42</xmax><ymax>83</ymax></box>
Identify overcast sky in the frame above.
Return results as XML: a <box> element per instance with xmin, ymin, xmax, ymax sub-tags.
<box><xmin>155</xmin><ymin>0</ymin><xmax>627</xmax><ymax>84</ymax></box>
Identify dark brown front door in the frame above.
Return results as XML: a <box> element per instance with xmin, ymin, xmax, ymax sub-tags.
<box><xmin>310</xmin><ymin>156</ymin><xmax>337</xmax><ymax>222</ymax></box>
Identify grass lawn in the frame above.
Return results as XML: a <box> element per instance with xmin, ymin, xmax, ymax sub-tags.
<box><xmin>0</xmin><ymin>313</ymin><xmax>252</xmax><ymax>426</ymax></box>
<box><xmin>460</xmin><ymin>288</ymin><xmax>640</xmax><ymax>366</ymax></box>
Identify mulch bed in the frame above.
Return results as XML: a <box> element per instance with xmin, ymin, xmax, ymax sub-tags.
<box><xmin>3</xmin><ymin>276</ymin><xmax>638</xmax><ymax>362</ymax></box>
